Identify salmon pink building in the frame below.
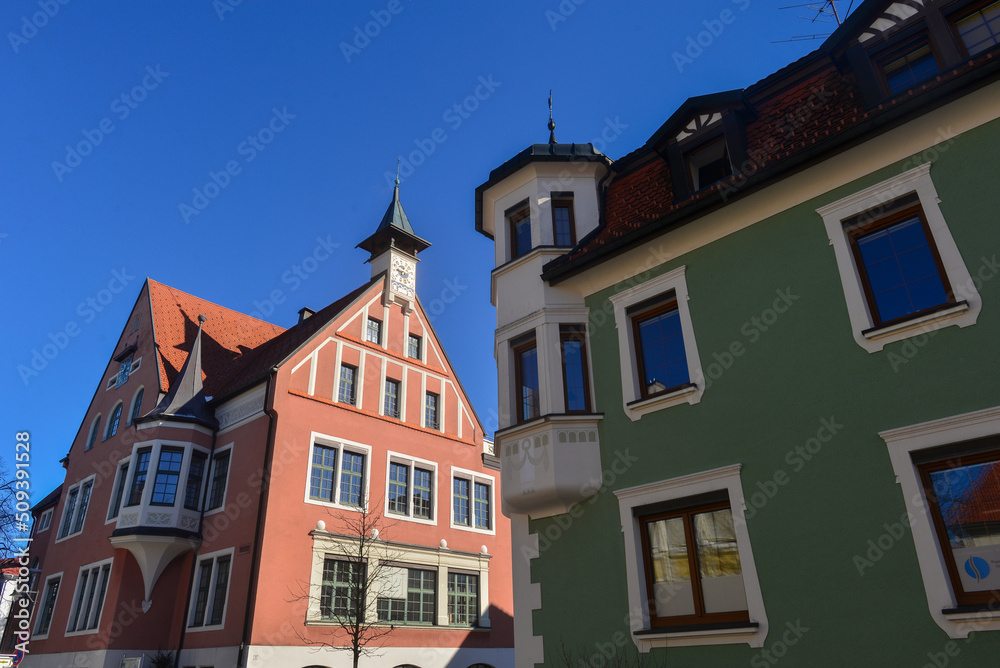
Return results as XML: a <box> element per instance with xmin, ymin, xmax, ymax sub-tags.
<box><xmin>18</xmin><ymin>188</ymin><xmax>513</xmax><ymax>668</ymax></box>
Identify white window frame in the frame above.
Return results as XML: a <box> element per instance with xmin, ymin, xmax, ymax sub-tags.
<box><xmin>56</xmin><ymin>474</ymin><xmax>96</xmax><ymax>542</ymax></box>
<box><xmin>304</xmin><ymin>433</ymin><xmax>372</xmax><ymax>512</ymax></box>
<box><xmin>609</xmin><ymin>265</ymin><xmax>704</xmax><ymax>421</ymax></box>
<box><xmin>127</xmin><ymin>385</ymin><xmax>145</xmax><ymax>426</ymax></box>
<box><xmin>816</xmin><ymin>162</ymin><xmax>981</xmax><ymax>352</ymax></box>
<box><xmin>65</xmin><ymin>557</ymin><xmax>113</xmax><ymax>636</ymax></box>
<box><xmin>423</xmin><ymin>391</ymin><xmax>442</xmax><ymax>431</ymax></box>
<box><xmin>32</xmin><ymin>571</ymin><xmax>63</xmax><ymax>639</ymax></box>
<box><xmin>614</xmin><ymin>464</ymin><xmax>768</xmax><ymax>650</ymax></box>
<box><xmin>881</xmin><ymin>404</ymin><xmax>1000</xmax><ymax>638</ymax></box>
<box><xmin>186</xmin><ymin>547</ymin><xmax>234</xmax><ymax>632</ymax></box>
<box><xmin>450</xmin><ymin>467</ymin><xmax>495</xmax><ymax>535</ymax></box>
<box><xmin>105</xmin><ymin>455</ymin><xmax>132</xmax><ymax>523</ymax></box>
<box><xmin>36</xmin><ymin>508</ymin><xmax>53</xmax><ymax>533</ymax></box>
<box><xmin>384</xmin><ymin>451</ymin><xmax>438</xmax><ymax>526</ymax></box>
<box><xmin>203</xmin><ymin>444</ymin><xmax>233</xmax><ymax>516</ymax></box>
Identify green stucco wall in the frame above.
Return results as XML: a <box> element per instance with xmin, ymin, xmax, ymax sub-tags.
<box><xmin>527</xmin><ymin>118</ymin><xmax>1000</xmax><ymax>667</ymax></box>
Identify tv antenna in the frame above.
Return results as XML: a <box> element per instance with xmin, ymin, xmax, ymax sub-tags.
<box><xmin>772</xmin><ymin>0</ymin><xmax>851</xmax><ymax>43</ymax></box>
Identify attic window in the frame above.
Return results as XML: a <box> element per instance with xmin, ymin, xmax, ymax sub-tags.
<box><xmin>878</xmin><ymin>37</ymin><xmax>940</xmax><ymax>95</ymax></box>
<box><xmin>954</xmin><ymin>1</ymin><xmax>1000</xmax><ymax>57</ymax></box>
<box><xmin>686</xmin><ymin>137</ymin><xmax>733</xmax><ymax>192</ymax></box>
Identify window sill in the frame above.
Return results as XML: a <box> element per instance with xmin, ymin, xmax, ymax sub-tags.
<box><xmin>632</xmin><ymin>620</ymin><xmax>763</xmax><ymax>649</ymax></box>
<box><xmin>943</xmin><ymin>604</ymin><xmax>1000</xmax><ymax>620</ymax></box>
<box><xmin>862</xmin><ymin>301</ymin><xmax>969</xmax><ymax>340</ymax></box>
<box><xmin>625</xmin><ymin>383</ymin><xmax>699</xmax><ymax>421</ymax></box>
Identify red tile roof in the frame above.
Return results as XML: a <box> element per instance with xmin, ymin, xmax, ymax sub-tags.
<box><xmin>955</xmin><ymin>464</ymin><xmax>1000</xmax><ymax>527</ymax></box>
<box><xmin>147</xmin><ymin>279</ymin><xmax>285</xmax><ymax>397</ymax></box>
<box><xmin>545</xmin><ymin>41</ymin><xmax>1000</xmax><ymax>279</ymax></box>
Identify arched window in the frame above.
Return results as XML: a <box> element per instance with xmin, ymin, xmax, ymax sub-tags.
<box><xmin>105</xmin><ymin>402</ymin><xmax>123</xmax><ymax>440</ymax></box>
<box><xmin>128</xmin><ymin>387</ymin><xmax>144</xmax><ymax>426</ymax></box>
<box><xmin>85</xmin><ymin>415</ymin><xmax>101</xmax><ymax>451</ymax></box>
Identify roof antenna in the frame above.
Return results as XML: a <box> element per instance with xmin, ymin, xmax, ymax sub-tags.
<box><xmin>772</xmin><ymin>0</ymin><xmax>848</xmax><ymax>43</ymax></box>
<box><xmin>548</xmin><ymin>90</ymin><xmax>557</xmax><ymax>145</ymax></box>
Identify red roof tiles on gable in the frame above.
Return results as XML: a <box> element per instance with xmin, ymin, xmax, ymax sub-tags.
<box><xmin>147</xmin><ymin>279</ymin><xmax>285</xmax><ymax>397</ymax></box>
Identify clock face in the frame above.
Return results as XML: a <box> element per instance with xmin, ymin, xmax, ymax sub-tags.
<box><xmin>391</xmin><ymin>256</ymin><xmax>415</xmax><ymax>298</ymax></box>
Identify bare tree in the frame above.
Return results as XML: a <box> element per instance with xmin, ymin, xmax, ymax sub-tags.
<box><xmin>0</xmin><ymin>457</ymin><xmax>24</xmax><ymax>560</ymax></box>
<box><xmin>292</xmin><ymin>502</ymin><xmax>402</xmax><ymax>668</ymax></box>
<box><xmin>552</xmin><ymin>640</ymin><xmax>669</xmax><ymax>668</ymax></box>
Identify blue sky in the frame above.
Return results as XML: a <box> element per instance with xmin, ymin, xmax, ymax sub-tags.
<box><xmin>1</xmin><ymin>0</ymin><xmax>842</xmax><ymax>504</ymax></box>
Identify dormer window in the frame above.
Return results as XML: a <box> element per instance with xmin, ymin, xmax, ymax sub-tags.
<box><xmin>953</xmin><ymin>1</ymin><xmax>1000</xmax><ymax>56</ymax></box>
<box><xmin>878</xmin><ymin>36</ymin><xmax>940</xmax><ymax>95</ymax></box>
<box><xmin>507</xmin><ymin>201</ymin><xmax>532</xmax><ymax>260</ymax></box>
<box><xmin>686</xmin><ymin>136</ymin><xmax>733</xmax><ymax>192</ymax></box>
<box><xmin>551</xmin><ymin>193</ymin><xmax>576</xmax><ymax>246</ymax></box>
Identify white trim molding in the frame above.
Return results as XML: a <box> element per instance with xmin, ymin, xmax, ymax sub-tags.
<box><xmin>614</xmin><ymin>464</ymin><xmax>769</xmax><ymax>651</ymax></box>
<box><xmin>608</xmin><ymin>265</ymin><xmax>705</xmax><ymax>421</ymax></box>
<box><xmin>881</xmin><ymin>404</ymin><xmax>1000</xmax><ymax>638</ymax></box>
<box><xmin>816</xmin><ymin>162</ymin><xmax>981</xmax><ymax>352</ymax></box>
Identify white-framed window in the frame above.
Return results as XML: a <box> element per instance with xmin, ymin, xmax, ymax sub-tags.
<box><xmin>36</xmin><ymin>508</ymin><xmax>53</xmax><ymax>533</ymax></box>
<box><xmin>187</xmin><ymin>548</ymin><xmax>233</xmax><ymax>631</ymax></box>
<box><xmin>881</xmin><ymin>404</ymin><xmax>1000</xmax><ymax>638</ymax></box>
<box><xmin>127</xmin><ymin>386</ymin><xmax>144</xmax><ymax>426</ymax></box>
<box><xmin>817</xmin><ymin>162</ymin><xmax>981</xmax><ymax>352</ymax></box>
<box><xmin>307</xmin><ymin>531</ymin><xmax>493</xmax><ymax>628</ymax></box>
<box><xmin>84</xmin><ymin>414</ymin><xmax>101</xmax><ymax>452</ymax></box>
<box><xmin>614</xmin><ymin>464</ymin><xmax>768</xmax><ymax>651</ymax></box>
<box><xmin>57</xmin><ymin>475</ymin><xmax>96</xmax><ymax>540</ymax></box>
<box><xmin>65</xmin><ymin>558</ymin><xmax>113</xmax><ymax>635</ymax></box>
<box><xmin>204</xmin><ymin>446</ymin><xmax>232</xmax><ymax>514</ymax></box>
<box><xmin>33</xmin><ymin>572</ymin><xmax>62</xmax><ymax>638</ymax></box>
<box><xmin>305</xmin><ymin>433</ymin><xmax>372</xmax><ymax>511</ymax></box>
<box><xmin>450</xmin><ymin>467</ymin><xmax>494</xmax><ymax>535</ymax></box>
<box><xmin>385</xmin><ymin>452</ymin><xmax>437</xmax><ymax>525</ymax></box>
<box><xmin>609</xmin><ymin>265</ymin><xmax>704</xmax><ymax>421</ymax></box>
<box><xmin>106</xmin><ymin>457</ymin><xmax>131</xmax><ymax>522</ymax></box>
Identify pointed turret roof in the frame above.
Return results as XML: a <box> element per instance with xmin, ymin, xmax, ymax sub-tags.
<box><xmin>357</xmin><ymin>185</ymin><xmax>431</xmax><ymax>258</ymax></box>
<box><xmin>143</xmin><ymin>314</ymin><xmax>217</xmax><ymax>427</ymax></box>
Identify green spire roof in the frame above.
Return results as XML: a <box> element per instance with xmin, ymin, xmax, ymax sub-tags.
<box><xmin>357</xmin><ymin>184</ymin><xmax>431</xmax><ymax>258</ymax></box>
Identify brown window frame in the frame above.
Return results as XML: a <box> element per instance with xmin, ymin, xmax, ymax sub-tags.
<box><xmin>507</xmin><ymin>201</ymin><xmax>532</xmax><ymax>261</ymax></box>
<box><xmin>918</xmin><ymin>447</ymin><xmax>1000</xmax><ymax>608</ymax></box>
<box><xmin>873</xmin><ymin>32</ymin><xmax>943</xmax><ymax>96</ymax></box>
<box><xmin>631</xmin><ymin>297</ymin><xmax>690</xmax><ymax>400</ymax></box>
<box><xmin>949</xmin><ymin>0</ymin><xmax>1000</xmax><ymax>58</ymax></box>
<box><xmin>684</xmin><ymin>135</ymin><xmax>733</xmax><ymax>193</ymax></box>
<box><xmin>551</xmin><ymin>192</ymin><xmax>577</xmax><ymax>247</ymax></box>
<box><xmin>845</xmin><ymin>202</ymin><xmax>954</xmax><ymax>329</ymax></box>
<box><xmin>638</xmin><ymin>499</ymin><xmax>750</xmax><ymax>629</ymax></box>
<box><xmin>560</xmin><ymin>327</ymin><xmax>591</xmax><ymax>413</ymax></box>
<box><xmin>512</xmin><ymin>335</ymin><xmax>540</xmax><ymax>424</ymax></box>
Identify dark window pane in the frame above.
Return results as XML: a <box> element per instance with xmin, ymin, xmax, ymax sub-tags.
<box><xmin>388</xmin><ymin>463</ymin><xmax>409</xmax><ymax>514</ymax></box>
<box><xmin>151</xmin><ymin>448</ymin><xmax>184</xmax><ymax>505</ymax></box>
<box><xmin>518</xmin><ymin>346</ymin><xmax>540</xmax><ymax>421</ymax></box>
<box><xmin>414</xmin><ymin>467</ymin><xmax>433</xmax><ymax>519</ymax></box>
<box><xmin>340</xmin><ymin>452</ymin><xmax>365</xmax><ymax>506</ymax></box>
<box><xmin>310</xmin><ymin>445</ymin><xmax>337</xmax><ymax>501</ymax></box>
<box><xmin>339</xmin><ymin>365</ymin><xmax>357</xmax><ymax>405</ymax></box>
<box><xmin>883</xmin><ymin>44</ymin><xmax>939</xmax><ymax>94</ymax></box>
<box><xmin>636</xmin><ymin>306</ymin><xmax>689</xmax><ymax>396</ymax></box>
<box><xmin>510</xmin><ymin>209</ymin><xmax>532</xmax><ymax>259</ymax></box>
<box><xmin>562</xmin><ymin>338</ymin><xmax>588</xmax><ymax>411</ymax></box>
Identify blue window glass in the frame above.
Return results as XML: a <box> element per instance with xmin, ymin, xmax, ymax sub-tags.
<box><xmin>310</xmin><ymin>445</ymin><xmax>337</xmax><ymax>502</ymax></box>
<box><xmin>105</xmin><ymin>403</ymin><xmax>123</xmax><ymax>440</ymax></box>
<box><xmin>561</xmin><ymin>333</ymin><xmax>589</xmax><ymax>412</ymax></box>
<box><xmin>635</xmin><ymin>303</ymin><xmax>689</xmax><ymax>397</ymax></box>
<box><xmin>151</xmin><ymin>448</ymin><xmax>184</xmax><ymax>505</ymax></box>
<box><xmin>340</xmin><ymin>452</ymin><xmax>365</xmax><ymax>506</ymax></box>
<box><xmin>453</xmin><ymin>478</ymin><xmax>470</xmax><ymax>526</ymax></box>
<box><xmin>388</xmin><ymin>463</ymin><xmax>409</xmax><ymax>514</ymax></box>
<box><xmin>510</xmin><ymin>207</ymin><xmax>532</xmax><ymax>259</ymax></box>
<box><xmin>956</xmin><ymin>1</ymin><xmax>1000</xmax><ymax>56</ymax></box>
<box><xmin>855</xmin><ymin>213</ymin><xmax>949</xmax><ymax>324</ymax></box>
<box><xmin>882</xmin><ymin>42</ymin><xmax>939</xmax><ymax>94</ymax></box>
<box><xmin>516</xmin><ymin>344</ymin><xmax>540</xmax><ymax>422</ymax></box>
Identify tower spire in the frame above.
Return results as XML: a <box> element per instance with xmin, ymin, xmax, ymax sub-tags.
<box><xmin>548</xmin><ymin>90</ymin><xmax>557</xmax><ymax>144</ymax></box>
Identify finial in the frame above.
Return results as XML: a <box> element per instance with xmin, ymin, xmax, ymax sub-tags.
<box><xmin>395</xmin><ymin>158</ymin><xmax>400</xmax><ymax>186</ymax></box>
<box><xmin>198</xmin><ymin>314</ymin><xmax>207</xmax><ymax>325</ymax></box>
<box><xmin>548</xmin><ymin>90</ymin><xmax>557</xmax><ymax>144</ymax></box>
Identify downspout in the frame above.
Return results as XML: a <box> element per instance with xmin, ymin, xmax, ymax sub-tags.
<box><xmin>172</xmin><ymin>428</ymin><xmax>218</xmax><ymax>668</ymax></box>
<box><xmin>237</xmin><ymin>367</ymin><xmax>280</xmax><ymax>668</ymax></box>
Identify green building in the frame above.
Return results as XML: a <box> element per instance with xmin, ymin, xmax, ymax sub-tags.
<box><xmin>475</xmin><ymin>0</ymin><xmax>1000</xmax><ymax>665</ymax></box>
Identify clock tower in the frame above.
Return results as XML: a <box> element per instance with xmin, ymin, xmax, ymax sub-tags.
<box><xmin>357</xmin><ymin>181</ymin><xmax>431</xmax><ymax>312</ymax></box>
